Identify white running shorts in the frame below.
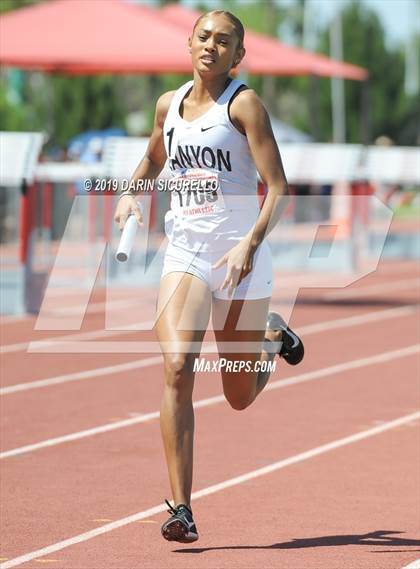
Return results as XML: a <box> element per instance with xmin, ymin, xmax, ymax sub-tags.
<box><xmin>161</xmin><ymin>240</ymin><xmax>273</xmax><ymax>300</ymax></box>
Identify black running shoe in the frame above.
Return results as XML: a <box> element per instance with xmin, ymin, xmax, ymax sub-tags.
<box><xmin>161</xmin><ymin>500</ymin><xmax>199</xmax><ymax>543</ymax></box>
<box><xmin>266</xmin><ymin>312</ymin><xmax>304</xmax><ymax>365</ymax></box>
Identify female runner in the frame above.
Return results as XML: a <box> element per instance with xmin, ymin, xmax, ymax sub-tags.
<box><xmin>114</xmin><ymin>10</ymin><xmax>304</xmax><ymax>543</ymax></box>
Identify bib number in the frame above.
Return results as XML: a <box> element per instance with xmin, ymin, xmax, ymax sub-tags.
<box><xmin>170</xmin><ymin>168</ymin><xmax>225</xmax><ymax>218</ymax></box>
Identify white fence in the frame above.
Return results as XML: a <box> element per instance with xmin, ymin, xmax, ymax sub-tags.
<box><xmin>0</xmin><ymin>132</ymin><xmax>418</xmax><ymax>314</ymax></box>
<box><xmin>31</xmin><ymin>138</ymin><xmax>420</xmax><ymax>186</ymax></box>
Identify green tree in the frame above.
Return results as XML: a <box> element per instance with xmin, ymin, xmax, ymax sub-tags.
<box><xmin>1</xmin><ymin>0</ymin><xmax>127</xmax><ymax>146</ymax></box>
<box><xmin>0</xmin><ymin>80</ymin><xmax>26</xmax><ymax>130</ymax></box>
<box><xmin>0</xmin><ymin>0</ymin><xmax>40</xmax><ymax>131</ymax></box>
<box><xmin>47</xmin><ymin>75</ymin><xmax>125</xmax><ymax>146</ymax></box>
<box><xmin>316</xmin><ymin>0</ymin><xmax>417</xmax><ymax>144</ymax></box>
<box><xmin>0</xmin><ymin>0</ymin><xmax>38</xmax><ymax>13</ymax></box>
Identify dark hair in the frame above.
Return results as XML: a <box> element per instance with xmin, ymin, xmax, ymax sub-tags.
<box><xmin>193</xmin><ymin>10</ymin><xmax>245</xmax><ymax>49</ymax></box>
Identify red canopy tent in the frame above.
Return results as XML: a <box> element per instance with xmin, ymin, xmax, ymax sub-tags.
<box><xmin>160</xmin><ymin>4</ymin><xmax>367</xmax><ymax>81</ymax></box>
<box><xmin>0</xmin><ymin>0</ymin><xmax>193</xmax><ymax>74</ymax></box>
<box><xmin>0</xmin><ymin>0</ymin><xmax>367</xmax><ymax>80</ymax></box>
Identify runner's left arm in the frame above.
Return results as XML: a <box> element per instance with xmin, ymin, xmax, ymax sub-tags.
<box><xmin>229</xmin><ymin>89</ymin><xmax>289</xmax><ymax>252</ymax></box>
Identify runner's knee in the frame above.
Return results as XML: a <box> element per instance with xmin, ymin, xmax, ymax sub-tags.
<box><xmin>163</xmin><ymin>354</ymin><xmax>194</xmax><ymax>393</ymax></box>
<box><xmin>225</xmin><ymin>393</ymin><xmax>252</xmax><ymax>411</ymax></box>
<box><xmin>222</xmin><ymin>373</ymin><xmax>256</xmax><ymax>411</ymax></box>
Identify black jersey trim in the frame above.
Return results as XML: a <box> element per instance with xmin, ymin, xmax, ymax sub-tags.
<box><xmin>227</xmin><ymin>84</ymin><xmax>249</xmax><ymax>135</ymax></box>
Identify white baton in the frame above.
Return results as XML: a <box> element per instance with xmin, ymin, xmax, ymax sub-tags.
<box><xmin>116</xmin><ymin>209</ymin><xmax>141</xmax><ymax>262</ymax></box>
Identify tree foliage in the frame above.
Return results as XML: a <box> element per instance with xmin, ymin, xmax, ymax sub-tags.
<box><xmin>0</xmin><ymin>0</ymin><xmax>38</xmax><ymax>13</ymax></box>
<box><xmin>0</xmin><ymin>0</ymin><xmax>417</xmax><ymax>147</ymax></box>
<box><xmin>316</xmin><ymin>0</ymin><xmax>418</xmax><ymax>144</ymax></box>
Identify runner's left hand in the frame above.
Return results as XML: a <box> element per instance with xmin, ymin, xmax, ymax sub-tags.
<box><xmin>212</xmin><ymin>239</ymin><xmax>255</xmax><ymax>297</ymax></box>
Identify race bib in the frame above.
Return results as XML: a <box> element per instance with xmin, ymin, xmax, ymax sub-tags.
<box><xmin>169</xmin><ymin>168</ymin><xmax>226</xmax><ymax>218</ymax></box>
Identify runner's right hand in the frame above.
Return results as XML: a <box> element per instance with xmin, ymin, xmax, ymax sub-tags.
<box><xmin>114</xmin><ymin>194</ymin><xmax>143</xmax><ymax>231</ymax></box>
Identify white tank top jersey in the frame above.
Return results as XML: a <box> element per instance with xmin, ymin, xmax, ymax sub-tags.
<box><xmin>162</xmin><ymin>78</ymin><xmax>261</xmax><ymax>253</ymax></box>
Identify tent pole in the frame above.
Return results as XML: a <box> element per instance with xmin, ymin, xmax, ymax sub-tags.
<box><xmin>360</xmin><ymin>79</ymin><xmax>371</xmax><ymax>145</ymax></box>
<box><xmin>330</xmin><ymin>11</ymin><xmax>346</xmax><ymax>143</ymax></box>
<box><xmin>309</xmin><ymin>74</ymin><xmax>320</xmax><ymax>141</ymax></box>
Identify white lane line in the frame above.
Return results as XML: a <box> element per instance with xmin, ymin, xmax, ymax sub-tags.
<box><xmin>324</xmin><ymin>277</ymin><xmax>420</xmax><ymax>300</ymax></box>
<box><xmin>2</xmin><ymin>340</ymin><xmax>36</xmax><ymax>354</ymax></box>
<box><xmin>2</xmin><ymin>304</ymin><xmax>417</xmax><ymax>394</ymax></box>
<box><xmin>0</xmin><ymin>315</ymin><xmax>32</xmax><ymax>325</ymax></box>
<box><xmin>1</xmin><ymin>320</ymin><xmax>155</xmax><ymax>354</ymax></box>
<box><xmin>1</xmin><ymin>344</ymin><xmax>418</xmax><ymax>459</ymax></box>
<box><xmin>0</xmin><ymin>357</ymin><xmax>162</xmax><ymax>396</ymax></box>
<box><xmin>27</xmin><ymin>305</ymin><xmax>420</xmax><ymax>353</ymax></box>
<box><xmin>30</xmin><ymin>275</ymin><xmax>312</xmax><ymax>318</ymax></box>
<box><xmin>1</xmin><ymin>410</ymin><xmax>418</xmax><ymax>569</ymax></box>
<box><xmin>1</xmin><ymin>277</ymin><xmax>417</xmax><ymax>354</ymax></box>
<box><xmin>48</xmin><ymin>298</ymin><xmax>139</xmax><ymax>316</ymax></box>
<box><xmin>402</xmin><ymin>560</ymin><xmax>420</xmax><ymax>569</ymax></box>
<box><xmin>0</xmin><ymin>293</ymin><xmax>140</xmax><ymax>327</ymax></box>
<box><xmin>0</xmin><ymin>268</ymin><xmax>419</xmax><ymax>354</ymax></box>
<box><xmin>295</xmin><ymin>304</ymin><xmax>417</xmax><ymax>335</ymax></box>
<box><xmin>0</xmin><ymin>261</ymin><xmax>417</xmax><ymax>328</ymax></box>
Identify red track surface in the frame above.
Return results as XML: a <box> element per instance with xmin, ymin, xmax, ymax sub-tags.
<box><xmin>1</xmin><ymin>259</ymin><xmax>419</xmax><ymax>569</ymax></box>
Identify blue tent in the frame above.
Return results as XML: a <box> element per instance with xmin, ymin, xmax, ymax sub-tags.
<box><xmin>68</xmin><ymin>128</ymin><xmax>126</xmax><ymax>157</ymax></box>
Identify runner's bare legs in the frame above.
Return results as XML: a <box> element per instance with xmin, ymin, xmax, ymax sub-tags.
<box><xmin>155</xmin><ymin>272</ymin><xmax>211</xmax><ymax>508</ymax></box>
<box><xmin>212</xmin><ymin>297</ymin><xmax>281</xmax><ymax>409</ymax></box>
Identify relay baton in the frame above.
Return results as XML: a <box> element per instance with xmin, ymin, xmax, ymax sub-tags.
<box><xmin>116</xmin><ymin>213</ymin><xmax>140</xmax><ymax>262</ymax></box>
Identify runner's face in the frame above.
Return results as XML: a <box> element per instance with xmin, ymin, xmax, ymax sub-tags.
<box><xmin>190</xmin><ymin>15</ymin><xmax>243</xmax><ymax>74</ymax></box>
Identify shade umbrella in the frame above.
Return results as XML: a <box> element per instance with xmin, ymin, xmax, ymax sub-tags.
<box><xmin>0</xmin><ymin>0</ymin><xmax>367</xmax><ymax>79</ymax></box>
<box><xmin>0</xmin><ymin>0</ymin><xmax>193</xmax><ymax>74</ymax></box>
<box><xmin>160</xmin><ymin>4</ymin><xmax>367</xmax><ymax>81</ymax></box>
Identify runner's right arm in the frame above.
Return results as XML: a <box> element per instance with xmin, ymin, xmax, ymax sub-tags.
<box><xmin>114</xmin><ymin>91</ymin><xmax>175</xmax><ymax>230</ymax></box>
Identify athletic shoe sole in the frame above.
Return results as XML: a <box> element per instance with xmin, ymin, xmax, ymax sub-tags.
<box><xmin>161</xmin><ymin>519</ymin><xmax>198</xmax><ymax>543</ymax></box>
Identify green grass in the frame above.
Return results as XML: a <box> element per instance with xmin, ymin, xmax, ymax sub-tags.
<box><xmin>393</xmin><ymin>203</ymin><xmax>420</xmax><ymax>219</ymax></box>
